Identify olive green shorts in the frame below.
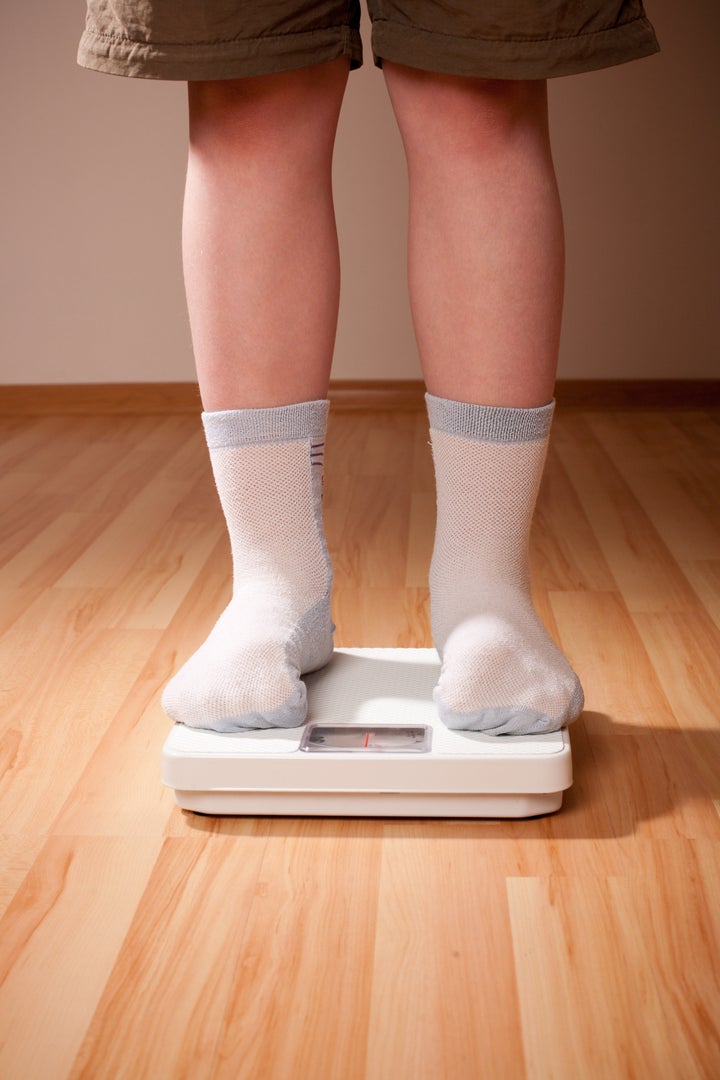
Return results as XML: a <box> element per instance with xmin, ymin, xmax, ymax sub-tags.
<box><xmin>77</xmin><ymin>1</ymin><xmax>659</xmax><ymax>82</ymax></box>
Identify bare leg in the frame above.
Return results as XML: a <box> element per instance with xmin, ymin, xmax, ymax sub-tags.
<box><xmin>382</xmin><ymin>63</ymin><xmax>564</xmax><ymax>408</ymax></box>
<box><xmin>183</xmin><ymin>58</ymin><xmax>349</xmax><ymax>410</ymax></box>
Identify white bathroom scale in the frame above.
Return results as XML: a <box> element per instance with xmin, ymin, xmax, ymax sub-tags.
<box><xmin>161</xmin><ymin>648</ymin><xmax>572</xmax><ymax>818</ymax></box>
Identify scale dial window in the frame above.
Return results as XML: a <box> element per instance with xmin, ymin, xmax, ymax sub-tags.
<box><xmin>299</xmin><ymin>724</ymin><xmax>432</xmax><ymax>754</ymax></box>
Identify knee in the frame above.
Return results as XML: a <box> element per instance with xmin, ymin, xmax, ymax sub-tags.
<box><xmin>383</xmin><ymin>63</ymin><xmax>548</xmax><ymax>159</ymax></box>
<box><xmin>188</xmin><ymin>57</ymin><xmax>349</xmax><ymax>158</ymax></box>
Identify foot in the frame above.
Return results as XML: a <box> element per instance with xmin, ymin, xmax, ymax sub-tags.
<box><xmin>162</xmin><ymin>588</ymin><xmax>333</xmax><ymax>731</ymax></box>
<box><xmin>434</xmin><ymin>602</ymin><xmax>583</xmax><ymax>735</ymax></box>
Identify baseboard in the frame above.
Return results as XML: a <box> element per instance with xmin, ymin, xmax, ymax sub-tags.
<box><xmin>553</xmin><ymin>379</ymin><xmax>720</xmax><ymax>408</ymax></box>
<box><xmin>0</xmin><ymin>382</ymin><xmax>203</xmax><ymax>416</ymax></box>
<box><xmin>1</xmin><ymin>379</ymin><xmax>718</xmax><ymax>415</ymax></box>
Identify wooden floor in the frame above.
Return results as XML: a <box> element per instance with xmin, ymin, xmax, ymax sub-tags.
<box><xmin>0</xmin><ymin>403</ymin><xmax>719</xmax><ymax>1079</ymax></box>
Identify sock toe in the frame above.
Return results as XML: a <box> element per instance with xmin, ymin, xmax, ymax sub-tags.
<box><xmin>162</xmin><ymin>631</ymin><xmax>310</xmax><ymax>732</ymax></box>
<box><xmin>162</xmin><ymin>669</ymin><xmax>308</xmax><ymax>732</ymax></box>
<box><xmin>434</xmin><ymin>614</ymin><xmax>584</xmax><ymax>735</ymax></box>
<box><xmin>435</xmin><ymin>675</ymin><xmax>584</xmax><ymax>735</ymax></box>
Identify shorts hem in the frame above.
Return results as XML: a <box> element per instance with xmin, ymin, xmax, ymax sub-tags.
<box><xmin>370</xmin><ymin>15</ymin><xmax>660</xmax><ymax>79</ymax></box>
<box><xmin>77</xmin><ymin>25</ymin><xmax>363</xmax><ymax>80</ymax></box>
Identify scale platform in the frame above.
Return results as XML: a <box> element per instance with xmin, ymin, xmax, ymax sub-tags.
<box><xmin>162</xmin><ymin>648</ymin><xmax>572</xmax><ymax>818</ymax></box>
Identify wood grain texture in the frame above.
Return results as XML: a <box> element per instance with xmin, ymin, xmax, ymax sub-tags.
<box><xmin>0</xmin><ymin>403</ymin><xmax>719</xmax><ymax>1078</ymax></box>
<box><xmin>507</xmin><ymin>874</ymin><xmax>697</xmax><ymax>1077</ymax></box>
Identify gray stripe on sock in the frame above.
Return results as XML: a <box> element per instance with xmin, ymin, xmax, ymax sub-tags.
<box><xmin>425</xmin><ymin>393</ymin><xmax>554</xmax><ymax>443</ymax></box>
<box><xmin>202</xmin><ymin>399</ymin><xmax>329</xmax><ymax>449</ymax></box>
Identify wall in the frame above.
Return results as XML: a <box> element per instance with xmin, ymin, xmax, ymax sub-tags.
<box><xmin>1</xmin><ymin>2</ymin><xmax>718</xmax><ymax>385</ymax></box>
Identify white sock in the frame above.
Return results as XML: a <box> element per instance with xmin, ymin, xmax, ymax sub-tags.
<box><xmin>162</xmin><ymin>400</ymin><xmax>334</xmax><ymax>731</ymax></box>
<box><xmin>427</xmin><ymin>393</ymin><xmax>584</xmax><ymax>735</ymax></box>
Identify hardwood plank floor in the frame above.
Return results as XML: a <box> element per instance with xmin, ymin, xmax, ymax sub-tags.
<box><xmin>0</xmin><ymin>404</ymin><xmax>719</xmax><ymax>1078</ymax></box>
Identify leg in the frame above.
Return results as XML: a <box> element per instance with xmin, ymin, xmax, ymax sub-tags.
<box><xmin>382</xmin><ymin>64</ymin><xmax>563</xmax><ymax>409</ymax></box>
<box><xmin>383</xmin><ymin>63</ymin><xmax>582</xmax><ymax>734</ymax></box>
<box><xmin>183</xmin><ymin>58</ymin><xmax>349</xmax><ymax>410</ymax></box>
<box><xmin>163</xmin><ymin>60</ymin><xmax>348</xmax><ymax>731</ymax></box>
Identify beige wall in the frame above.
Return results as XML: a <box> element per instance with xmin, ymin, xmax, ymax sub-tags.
<box><xmin>1</xmin><ymin>2</ymin><xmax>718</xmax><ymax>385</ymax></box>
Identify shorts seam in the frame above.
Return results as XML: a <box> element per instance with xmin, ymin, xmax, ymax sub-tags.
<box><xmin>83</xmin><ymin>25</ymin><xmax>353</xmax><ymax>50</ymax></box>
<box><xmin>374</xmin><ymin>13</ymin><xmax>650</xmax><ymax>47</ymax></box>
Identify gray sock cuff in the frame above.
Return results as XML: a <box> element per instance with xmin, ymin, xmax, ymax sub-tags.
<box><xmin>202</xmin><ymin>399</ymin><xmax>329</xmax><ymax>449</ymax></box>
<box><xmin>425</xmin><ymin>393</ymin><xmax>554</xmax><ymax>443</ymax></box>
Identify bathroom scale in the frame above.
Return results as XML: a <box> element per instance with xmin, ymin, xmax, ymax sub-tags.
<box><xmin>161</xmin><ymin>648</ymin><xmax>572</xmax><ymax>818</ymax></box>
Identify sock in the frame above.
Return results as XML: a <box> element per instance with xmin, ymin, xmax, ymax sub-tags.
<box><xmin>162</xmin><ymin>400</ymin><xmax>334</xmax><ymax>731</ymax></box>
<box><xmin>426</xmin><ymin>393</ymin><xmax>584</xmax><ymax>735</ymax></box>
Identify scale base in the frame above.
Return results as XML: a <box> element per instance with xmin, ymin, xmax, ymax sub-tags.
<box><xmin>172</xmin><ymin>789</ymin><xmax>563</xmax><ymax>818</ymax></box>
<box><xmin>162</xmin><ymin>649</ymin><xmax>572</xmax><ymax>819</ymax></box>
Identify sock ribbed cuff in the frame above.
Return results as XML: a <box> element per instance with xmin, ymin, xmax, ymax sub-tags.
<box><xmin>425</xmin><ymin>393</ymin><xmax>554</xmax><ymax>443</ymax></box>
<box><xmin>202</xmin><ymin>399</ymin><xmax>329</xmax><ymax>449</ymax></box>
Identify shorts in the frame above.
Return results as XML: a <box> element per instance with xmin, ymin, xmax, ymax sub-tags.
<box><xmin>77</xmin><ymin>1</ymin><xmax>660</xmax><ymax>83</ymax></box>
